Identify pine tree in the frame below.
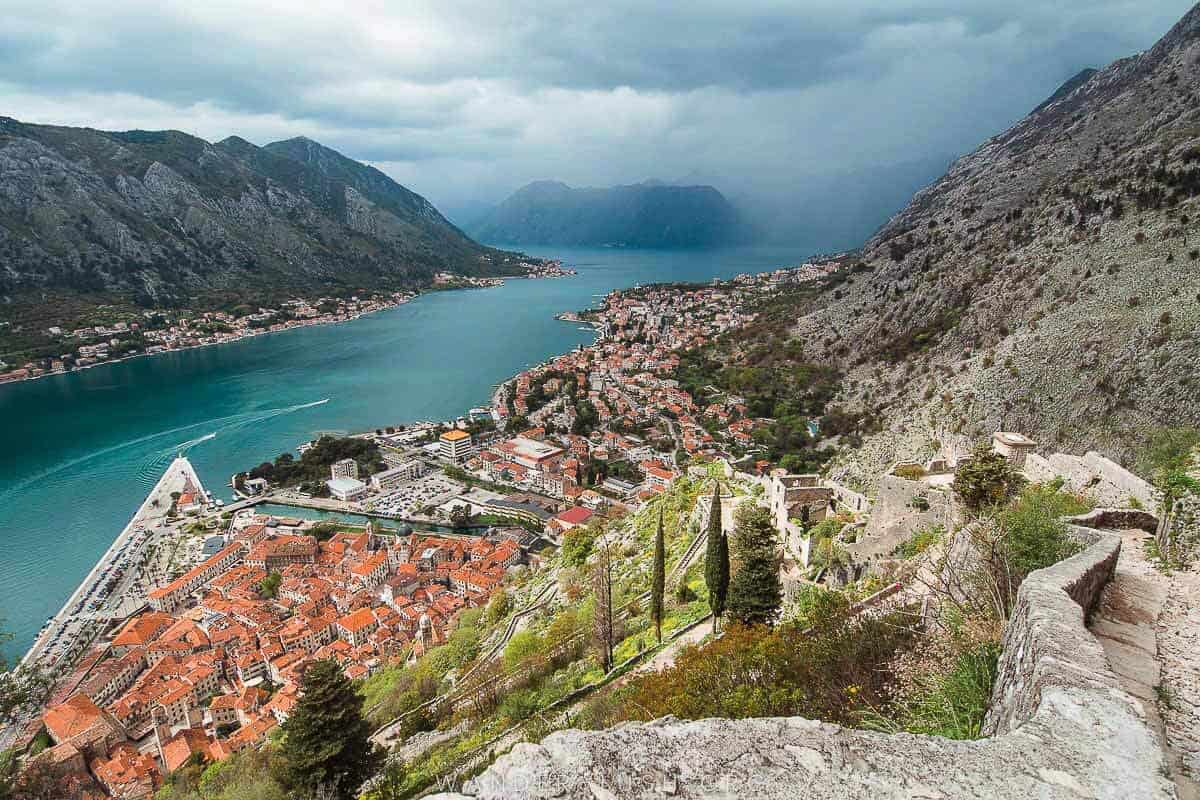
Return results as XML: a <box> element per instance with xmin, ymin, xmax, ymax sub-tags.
<box><xmin>650</xmin><ymin>505</ymin><xmax>666</xmax><ymax>644</ymax></box>
<box><xmin>275</xmin><ymin>659</ymin><xmax>383</xmax><ymax>800</ymax></box>
<box><xmin>704</xmin><ymin>484</ymin><xmax>729</xmax><ymax>626</ymax></box>
<box><xmin>726</xmin><ymin>503</ymin><xmax>782</xmax><ymax>627</ymax></box>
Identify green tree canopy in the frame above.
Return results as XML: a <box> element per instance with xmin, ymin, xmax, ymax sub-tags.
<box><xmin>726</xmin><ymin>504</ymin><xmax>782</xmax><ymax>626</ymax></box>
<box><xmin>275</xmin><ymin>659</ymin><xmax>382</xmax><ymax>800</ymax></box>
<box><xmin>650</xmin><ymin>506</ymin><xmax>667</xmax><ymax>644</ymax></box>
<box><xmin>952</xmin><ymin>445</ymin><xmax>1022</xmax><ymax>513</ymax></box>
<box><xmin>258</xmin><ymin>571</ymin><xmax>282</xmax><ymax>599</ymax></box>
<box><xmin>704</xmin><ymin>486</ymin><xmax>729</xmax><ymax>621</ymax></box>
<box><xmin>561</xmin><ymin>525</ymin><xmax>597</xmax><ymax>567</ymax></box>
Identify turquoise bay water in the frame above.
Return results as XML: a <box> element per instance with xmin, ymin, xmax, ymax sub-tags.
<box><xmin>0</xmin><ymin>245</ymin><xmax>812</xmax><ymax>660</ymax></box>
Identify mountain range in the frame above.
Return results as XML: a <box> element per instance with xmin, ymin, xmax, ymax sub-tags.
<box><xmin>469</xmin><ymin>180</ymin><xmax>748</xmax><ymax>248</ymax></box>
<box><xmin>790</xmin><ymin>2</ymin><xmax>1200</xmax><ymax>482</ymax></box>
<box><xmin>0</xmin><ymin>120</ymin><xmax>523</xmax><ymax>308</ymax></box>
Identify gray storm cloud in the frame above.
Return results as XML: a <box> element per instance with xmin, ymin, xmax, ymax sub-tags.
<box><xmin>0</xmin><ymin>0</ymin><xmax>1192</xmax><ymax>245</ymax></box>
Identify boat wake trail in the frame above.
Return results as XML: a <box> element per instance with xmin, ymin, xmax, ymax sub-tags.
<box><xmin>0</xmin><ymin>399</ymin><xmax>331</xmax><ymax>500</ymax></box>
<box><xmin>133</xmin><ymin>399</ymin><xmax>330</xmax><ymax>488</ymax></box>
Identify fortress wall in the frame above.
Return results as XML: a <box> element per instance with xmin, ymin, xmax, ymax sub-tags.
<box><xmin>432</xmin><ymin>526</ymin><xmax>1171</xmax><ymax>800</ymax></box>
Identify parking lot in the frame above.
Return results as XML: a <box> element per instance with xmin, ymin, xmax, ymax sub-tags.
<box><xmin>363</xmin><ymin>473</ymin><xmax>466</xmax><ymax>517</ymax></box>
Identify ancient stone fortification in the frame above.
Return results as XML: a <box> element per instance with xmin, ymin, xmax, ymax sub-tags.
<box><xmin>1024</xmin><ymin>451</ymin><xmax>1156</xmax><ymax>509</ymax></box>
<box><xmin>852</xmin><ymin>473</ymin><xmax>951</xmax><ymax>560</ymax></box>
<box><xmin>431</xmin><ymin>525</ymin><xmax>1173</xmax><ymax>800</ymax></box>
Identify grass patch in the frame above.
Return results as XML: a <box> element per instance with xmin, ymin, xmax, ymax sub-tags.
<box><xmin>863</xmin><ymin>638</ymin><xmax>1000</xmax><ymax>739</ymax></box>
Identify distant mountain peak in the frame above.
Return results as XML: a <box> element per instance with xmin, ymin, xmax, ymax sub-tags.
<box><xmin>472</xmin><ymin>179</ymin><xmax>748</xmax><ymax>248</ymax></box>
<box><xmin>520</xmin><ymin>179</ymin><xmax>572</xmax><ymax>191</ymax></box>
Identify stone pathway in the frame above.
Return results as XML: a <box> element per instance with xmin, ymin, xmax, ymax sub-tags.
<box><xmin>630</xmin><ymin>620</ymin><xmax>712</xmax><ymax>676</ymax></box>
<box><xmin>1090</xmin><ymin>528</ymin><xmax>1200</xmax><ymax>800</ymax></box>
<box><xmin>1158</xmin><ymin>566</ymin><xmax>1200</xmax><ymax>798</ymax></box>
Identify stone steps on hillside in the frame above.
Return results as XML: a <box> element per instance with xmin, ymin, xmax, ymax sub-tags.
<box><xmin>1090</xmin><ymin>528</ymin><xmax>1200</xmax><ymax>800</ymax></box>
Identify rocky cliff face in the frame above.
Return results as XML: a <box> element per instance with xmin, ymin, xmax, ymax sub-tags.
<box><xmin>0</xmin><ymin>120</ymin><xmax>515</xmax><ymax>305</ymax></box>
<box><xmin>471</xmin><ymin>180</ymin><xmax>748</xmax><ymax>248</ymax></box>
<box><xmin>796</xmin><ymin>3</ymin><xmax>1200</xmax><ymax>485</ymax></box>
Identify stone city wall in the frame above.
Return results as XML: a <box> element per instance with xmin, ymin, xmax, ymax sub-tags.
<box><xmin>1024</xmin><ymin>451</ymin><xmax>1156</xmax><ymax>509</ymax></box>
<box><xmin>851</xmin><ymin>474</ymin><xmax>951</xmax><ymax>559</ymax></box>
<box><xmin>431</xmin><ymin>524</ymin><xmax>1172</xmax><ymax>800</ymax></box>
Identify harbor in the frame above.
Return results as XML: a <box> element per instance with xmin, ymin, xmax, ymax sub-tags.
<box><xmin>21</xmin><ymin>457</ymin><xmax>209</xmax><ymax>671</ymax></box>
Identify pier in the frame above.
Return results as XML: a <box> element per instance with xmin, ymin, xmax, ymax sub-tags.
<box><xmin>21</xmin><ymin>457</ymin><xmax>207</xmax><ymax>670</ymax></box>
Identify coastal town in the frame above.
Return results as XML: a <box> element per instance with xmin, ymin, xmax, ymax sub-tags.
<box><xmin>15</xmin><ymin>455</ymin><xmax>541</xmax><ymax>798</ymax></box>
<box><xmin>0</xmin><ymin>259</ymin><xmax>573</xmax><ymax>386</ymax></box>
<box><xmin>6</xmin><ymin>260</ymin><xmax>845</xmax><ymax>798</ymax></box>
<box><xmin>3</xmin><ymin>5</ymin><xmax>1199</xmax><ymax>796</ymax></box>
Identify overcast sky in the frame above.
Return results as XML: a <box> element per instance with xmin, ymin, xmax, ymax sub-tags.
<box><xmin>1</xmin><ymin>0</ymin><xmax>1193</xmax><ymax>233</ymax></box>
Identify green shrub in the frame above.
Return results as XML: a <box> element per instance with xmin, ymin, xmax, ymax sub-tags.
<box><xmin>998</xmin><ymin>484</ymin><xmax>1089</xmax><ymax>580</ymax></box>
<box><xmin>674</xmin><ymin>578</ymin><xmax>696</xmax><ymax>603</ymax></box>
<box><xmin>809</xmin><ymin>537</ymin><xmax>850</xmax><ymax>570</ymax></box>
<box><xmin>865</xmin><ymin>639</ymin><xmax>1000</xmax><ymax>739</ymax></box>
<box><xmin>28</xmin><ymin>728</ymin><xmax>51</xmax><ymax>755</ymax></box>
<box><xmin>784</xmin><ymin>584</ymin><xmax>849</xmax><ymax>630</ymax></box>
<box><xmin>807</xmin><ymin>518</ymin><xmax>842</xmax><ymax>540</ymax></box>
<box><xmin>503</xmin><ymin>630</ymin><xmax>543</xmax><ymax>669</ymax></box>
<box><xmin>953</xmin><ymin>446</ymin><xmax>1023</xmax><ymax>512</ymax></box>
<box><xmin>1136</xmin><ymin>427</ymin><xmax>1200</xmax><ymax>478</ymax></box>
<box><xmin>893</xmin><ymin>463</ymin><xmax>926</xmax><ymax>480</ymax></box>
<box><xmin>560</xmin><ymin>526</ymin><xmax>597</xmax><ymax>567</ymax></box>
<box><xmin>893</xmin><ymin>526</ymin><xmax>944</xmax><ymax>559</ymax></box>
<box><xmin>484</xmin><ymin>590</ymin><xmax>510</xmax><ymax>624</ymax></box>
<box><xmin>498</xmin><ymin>688</ymin><xmax>541</xmax><ymax>722</ymax></box>
<box><xmin>618</xmin><ymin>614</ymin><xmax>915</xmax><ymax>725</ymax></box>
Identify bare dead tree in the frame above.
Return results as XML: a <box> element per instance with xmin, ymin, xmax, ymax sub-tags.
<box><xmin>592</xmin><ymin>534</ymin><xmax>617</xmax><ymax>672</ymax></box>
<box><xmin>907</xmin><ymin>519</ymin><xmax>1017</xmax><ymax>636</ymax></box>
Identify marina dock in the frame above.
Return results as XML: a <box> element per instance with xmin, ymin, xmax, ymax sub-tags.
<box><xmin>21</xmin><ymin>457</ymin><xmax>207</xmax><ymax>670</ymax></box>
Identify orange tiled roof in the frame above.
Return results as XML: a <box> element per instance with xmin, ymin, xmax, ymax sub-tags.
<box><xmin>161</xmin><ymin>727</ymin><xmax>215</xmax><ymax>773</ymax></box>
<box><xmin>43</xmin><ymin>693</ymin><xmax>105</xmax><ymax>741</ymax></box>
<box><xmin>111</xmin><ymin>612</ymin><xmax>174</xmax><ymax>648</ymax></box>
<box><xmin>337</xmin><ymin>607</ymin><xmax>377</xmax><ymax>633</ymax></box>
<box><xmin>91</xmin><ymin>743</ymin><xmax>160</xmax><ymax>794</ymax></box>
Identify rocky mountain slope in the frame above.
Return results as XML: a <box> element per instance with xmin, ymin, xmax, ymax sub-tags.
<box><xmin>794</xmin><ymin>3</ymin><xmax>1200</xmax><ymax>486</ymax></box>
<box><xmin>471</xmin><ymin>180</ymin><xmax>747</xmax><ymax>248</ymax></box>
<box><xmin>0</xmin><ymin>120</ymin><xmax>519</xmax><ymax>306</ymax></box>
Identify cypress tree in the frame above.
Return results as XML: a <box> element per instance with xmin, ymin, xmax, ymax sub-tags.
<box><xmin>726</xmin><ymin>503</ymin><xmax>783</xmax><ymax>627</ymax></box>
<box><xmin>275</xmin><ymin>658</ymin><xmax>383</xmax><ymax>800</ymax></box>
<box><xmin>715</xmin><ymin>527</ymin><xmax>724</xmax><ymax>623</ymax></box>
<box><xmin>704</xmin><ymin>484</ymin><xmax>729</xmax><ymax>626</ymax></box>
<box><xmin>650</xmin><ymin>505</ymin><xmax>666</xmax><ymax>644</ymax></box>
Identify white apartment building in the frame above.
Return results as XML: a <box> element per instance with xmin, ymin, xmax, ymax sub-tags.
<box><xmin>439</xmin><ymin>430</ymin><xmax>475</xmax><ymax>462</ymax></box>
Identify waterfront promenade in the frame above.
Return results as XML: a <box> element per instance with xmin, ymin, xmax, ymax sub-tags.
<box><xmin>21</xmin><ymin>457</ymin><xmax>206</xmax><ymax>670</ymax></box>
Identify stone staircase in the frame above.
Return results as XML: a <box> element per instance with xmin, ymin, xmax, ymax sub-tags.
<box><xmin>1089</xmin><ymin>526</ymin><xmax>1200</xmax><ymax>800</ymax></box>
